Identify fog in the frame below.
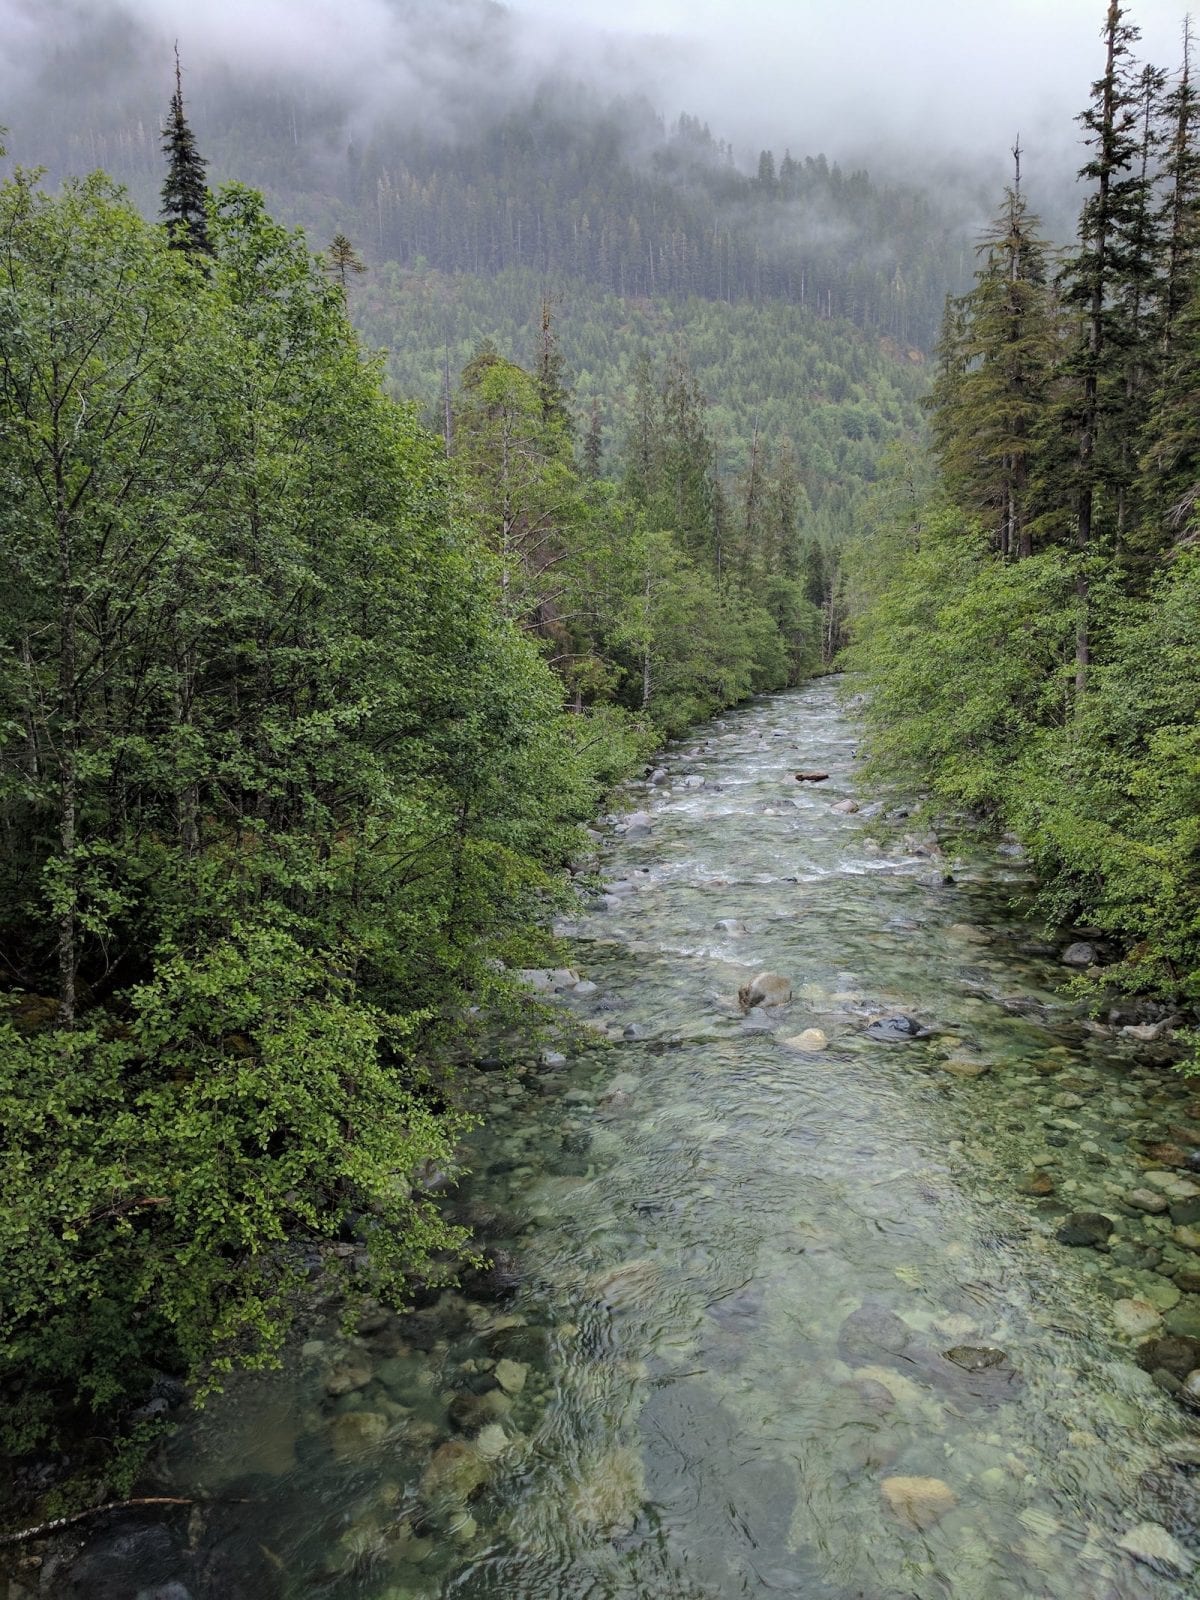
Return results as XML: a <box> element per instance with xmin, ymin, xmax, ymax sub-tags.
<box><xmin>0</xmin><ymin>0</ymin><xmax>1192</xmax><ymax>193</ymax></box>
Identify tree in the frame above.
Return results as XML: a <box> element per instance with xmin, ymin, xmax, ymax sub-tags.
<box><xmin>582</xmin><ymin>398</ymin><xmax>603</xmax><ymax>478</ymax></box>
<box><xmin>160</xmin><ymin>48</ymin><xmax>211</xmax><ymax>256</ymax></box>
<box><xmin>326</xmin><ymin>231</ymin><xmax>366</xmax><ymax>292</ymax></box>
<box><xmin>536</xmin><ymin>294</ymin><xmax>573</xmax><ymax>436</ymax></box>
<box><xmin>927</xmin><ymin>148</ymin><xmax>1056</xmax><ymax>560</ymax></box>
<box><xmin>0</xmin><ymin>173</ymin><xmax>602</xmax><ymax>1465</ymax></box>
<box><xmin>1059</xmin><ymin>1</ymin><xmax>1144</xmax><ymax>690</ymax></box>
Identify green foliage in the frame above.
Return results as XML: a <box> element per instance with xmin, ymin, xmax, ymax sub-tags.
<box><xmin>845</xmin><ymin>10</ymin><xmax>1200</xmax><ymax>1058</ymax></box>
<box><xmin>1010</xmin><ymin>558</ymin><xmax>1200</xmax><ymax>1005</ymax></box>
<box><xmin>0</xmin><ymin>170</ymin><xmax>611</xmax><ymax>1464</ymax></box>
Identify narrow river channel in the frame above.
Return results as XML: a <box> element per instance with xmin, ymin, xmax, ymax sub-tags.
<box><xmin>85</xmin><ymin>679</ymin><xmax>1200</xmax><ymax>1600</ymax></box>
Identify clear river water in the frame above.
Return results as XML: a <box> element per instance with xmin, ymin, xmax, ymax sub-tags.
<box><xmin>80</xmin><ymin>679</ymin><xmax>1200</xmax><ymax>1600</ymax></box>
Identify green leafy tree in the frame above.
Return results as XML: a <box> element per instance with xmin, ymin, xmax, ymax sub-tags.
<box><xmin>0</xmin><ymin>172</ymin><xmax>601</xmax><ymax>1465</ymax></box>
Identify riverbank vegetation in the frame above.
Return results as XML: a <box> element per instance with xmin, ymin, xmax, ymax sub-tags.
<box><xmin>0</xmin><ymin>66</ymin><xmax>845</xmax><ymax>1483</ymax></box>
<box><xmin>844</xmin><ymin>2</ymin><xmax>1200</xmax><ymax>1048</ymax></box>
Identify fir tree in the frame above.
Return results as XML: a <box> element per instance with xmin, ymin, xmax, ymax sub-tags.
<box><xmin>160</xmin><ymin>48</ymin><xmax>211</xmax><ymax>257</ymax></box>
<box><xmin>326</xmin><ymin>231</ymin><xmax>366</xmax><ymax>293</ymax></box>
<box><xmin>536</xmin><ymin>295</ymin><xmax>573</xmax><ymax>437</ymax></box>
<box><xmin>927</xmin><ymin>145</ymin><xmax>1056</xmax><ymax>560</ymax></box>
<box><xmin>1157</xmin><ymin>19</ymin><xmax>1200</xmax><ymax>356</ymax></box>
<box><xmin>1058</xmin><ymin>0</ymin><xmax>1144</xmax><ymax>690</ymax></box>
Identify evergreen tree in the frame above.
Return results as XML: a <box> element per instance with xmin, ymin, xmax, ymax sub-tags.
<box><xmin>1157</xmin><ymin>19</ymin><xmax>1200</xmax><ymax>355</ymax></box>
<box><xmin>927</xmin><ymin>148</ymin><xmax>1056</xmax><ymax>560</ymax></box>
<box><xmin>536</xmin><ymin>294</ymin><xmax>573</xmax><ymax>437</ymax></box>
<box><xmin>160</xmin><ymin>49</ymin><xmax>211</xmax><ymax>256</ymax></box>
<box><xmin>1058</xmin><ymin>0</ymin><xmax>1144</xmax><ymax>690</ymax></box>
<box><xmin>326</xmin><ymin>231</ymin><xmax>366</xmax><ymax>292</ymax></box>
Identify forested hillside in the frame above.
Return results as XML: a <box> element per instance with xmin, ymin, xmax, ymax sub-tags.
<box><xmin>353</xmin><ymin>263</ymin><xmax>928</xmax><ymax>536</ymax></box>
<box><xmin>4</xmin><ymin>51</ymin><xmax>972</xmax><ymax>348</ymax></box>
<box><xmin>846</xmin><ymin>2</ymin><xmax>1200</xmax><ymax>1044</ymax></box>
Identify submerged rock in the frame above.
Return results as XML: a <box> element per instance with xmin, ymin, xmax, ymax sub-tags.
<box><xmin>493</xmin><ymin>1357</ymin><xmax>527</xmax><ymax>1395</ymax></box>
<box><xmin>838</xmin><ymin>1303</ymin><xmax>914</xmax><ymax>1363</ymax></box>
<box><xmin>783</xmin><ymin>1028</ymin><xmax>829</xmax><ymax>1052</ymax></box>
<box><xmin>942</xmin><ymin>1345</ymin><xmax>1008</xmax><ymax>1373</ymax></box>
<box><xmin>1055</xmin><ymin>1212</ymin><xmax>1113</xmax><ymax>1248</ymax></box>
<box><xmin>864</xmin><ymin>1015</ymin><xmax>929</xmax><ymax>1042</ymax></box>
<box><xmin>1117</xmin><ymin>1521</ymin><xmax>1194</xmax><ymax>1575</ymax></box>
<box><xmin>419</xmin><ymin>1439</ymin><xmax>492</xmax><ymax>1506</ymax></box>
<box><xmin>830</xmin><ymin>798</ymin><xmax>859</xmax><ymax>814</ymax></box>
<box><xmin>880</xmin><ymin>1475</ymin><xmax>957</xmax><ymax>1531</ymax></box>
<box><xmin>1112</xmin><ymin>1298</ymin><xmax>1164</xmax><ymax>1338</ymax></box>
<box><xmin>569</xmin><ymin>1444</ymin><xmax>645</xmax><ymax>1534</ymax></box>
<box><xmin>1018</xmin><ymin>1171</ymin><xmax>1056</xmax><ymax>1197</ymax></box>
<box><xmin>738</xmin><ymin>971</ymin><xmax>792</xmax><ymax>1010</ymax></box>
<box><xmin>1136</xmin><ymin>1333</ymin><xmax>1200</xmax><ymax>1379</ymax></box>
<box><xmin>1126</xmin><ymin>1188</ymin><xmax>1170</xmax><ymax>1215</ymax></box>
<box><xmin>941</xmin><ymin>1056</ymin><xmax>991</xmax><ymax>1078</ymax></box>
<box><xmin>329</xmin><ymin>1411</ymin><xmax>389</xmax><ymax>1460</ymax></box>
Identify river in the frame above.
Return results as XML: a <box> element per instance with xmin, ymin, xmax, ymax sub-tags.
<box><xmin>69</xmin><ymin>679</ymin><xmax>1200</xmax><ymax>1599</ymax></box>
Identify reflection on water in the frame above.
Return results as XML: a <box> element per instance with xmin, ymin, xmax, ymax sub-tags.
<box><xmin>120</xmin><ymin>681</ymin><xmax>1200</xmax><ymax>1599</ymax></box>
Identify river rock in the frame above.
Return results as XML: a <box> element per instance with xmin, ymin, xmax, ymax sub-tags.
<box><xmin>419</xmin><ymin>1439</ymin><xmax>492</xmax><ymax>1505</ymax></box>
<box><xmin>738</xmin><ymin>972</ymin><xmax>792</xmax><ymax>1010</ymax></box>
<box><xmin>942</xmin><ymin>1056</ymin><xmax>991</xmax><ymax>1078</ymax></box>
<box><xmin>647</xmin><ymin>767</ymin><xmax>667</xmax><ymax>784</ymax></box>
<box><xmin>1112</xmin><ymin>1298</ymin><xmax>1163</xmax><ymax>1338</ymax></box>
<box><xmin>1126</xmin><ymin>1188</ymin><xmax>1170</xmax><ymax>1215</ymax></box>
<box><xmin>864</xmin><ymin>1015</ymin><xmax>928</xmax><ymax>1042</ymax></box>
<box><xmin>568</xmin><ymin>1444</ymin><xmax>645</xmax><ymax>1534</ymax></box>
<box><xmin>1056</xmin><ymin>1212</ymin><xmax>1114</xmax><ymax>1248</ymax></box>
<box><xmin>325</xmin><ymin>1357</ymin><xmax>373</xmax><ymax>1396</ymax></box>
<box><xmin>448</xmin><ymin>1389</ymin><xmax>512</xmax><ymax>1433</ymax></box>
<box><xmin>1148</xmin><ymin>1144</ymin><xmax>1195</xmax><ymax>1173</ymax></box>
<box><xmin>1135</xmin><ymin>1333</ymin><xmax>1200</xmax><ymax>1378</ymax></box>
<box><xmin>329</xmin><ymin>1410</ymin><xmax>389</xmax><ymax>1460</ymax></box>
<box><xmin>1062</xmin><ymin>941</ymin><xmax>1099</xmax><ymax>967</ymax></box>
<box><xmin>1164</xmin><ymin>1299</ymin><xmax>1200</xmax><ymax>1340</ymax></box>
<box><xmin>880</xmin><ymin>1475</ymin><xmax>957</xmax><ymax>1530</ymax></box>
<box><xmin>1181</xmin><ymin>1370</ymin><xmax>1200</xmax><ymax>1408</ymax></box>
<box><xmin>783</xmin><ymin>1029</ymin><xmax>829</xmax><ymax>1052</ymax></box>
<box><xmin>794</xmin><ymin>771</ymin><xmax>830</xmax><ymax>782</ymax></box>
<box><xmin>838</xmin><ymin>1303</ymin><xmax>914</xmax><ymax>1363</ymax></box>
<box><xmin>1122</xmin><ymin>1019</ymin><xmax>1172</xmax><ymax>1041</ymax></box>
<box><xmin>831</xmin><ymin>798</ymin><xmax>859</xmax><ymax>814</ymax></box>
<box><xmin>1019</xmin><ymin>1171</ymin><xmax>1056</xmax><ymax>1197</ymax></box>
<box><xmin>942</xmin><ymin>1345</ymin><xmax>1008</xmax><ymax>1373</ymax></box>
<box><xmin>494</xmin><ymin>1357</ymin><xmax>527</xmax><ymax>1394</ymax></box>
<box><xmin>1116</xmin><ymin>1521</ymin><xmax>1194</xmax><ymax>1575</ymax></box>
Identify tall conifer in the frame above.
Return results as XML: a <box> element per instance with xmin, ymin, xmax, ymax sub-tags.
<box><xmin>161</xmin><ymin>48</ymin><xmax>211</xmax><ymax>257</ymax></box>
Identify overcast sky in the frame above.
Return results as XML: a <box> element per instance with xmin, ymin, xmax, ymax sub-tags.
<box><xmin>520</xmin><ymin>0</ymin><xmax>1193</xmax><ymax>175</ymax></box>
<box><xmin>2</xmin><ymin>0</ymin><xmax>1194</xmax><ymax>189</ymax></box>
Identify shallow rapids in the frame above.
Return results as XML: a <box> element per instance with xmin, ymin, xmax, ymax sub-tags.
<box><xmin>120</xmin><ymin>680</ymin><xmax>1200</xmax><ymax>1600</ymax></box>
